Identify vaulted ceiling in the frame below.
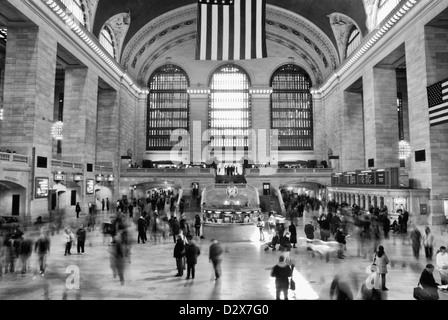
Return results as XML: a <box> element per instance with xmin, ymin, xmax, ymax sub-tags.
<box><xmin>93</xmin><ymin>0</ymin><xmax>368</xmax><ymax>57</ymax></box>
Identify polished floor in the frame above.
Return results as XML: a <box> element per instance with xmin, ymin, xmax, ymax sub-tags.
<box><xmin>0</xmin><ymin>211</ymin><xmax>447</xmax><ymax>301</ymax></box>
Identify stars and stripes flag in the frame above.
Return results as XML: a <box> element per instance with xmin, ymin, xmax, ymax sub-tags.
<box><xmin>195</xmin><ymin>0</ymin><xmax>267</xmax><ymax>61</ymax></box>
<box><xmin>427</xmin><ymin>78</ymin><xmax>448</xmax><ymax>127</ymax></box>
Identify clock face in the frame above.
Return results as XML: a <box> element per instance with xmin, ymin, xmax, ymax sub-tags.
<box><xmin>226</xmin><ymin>186</ymin><xmax>239</xmax><ymax>198</ymax></box>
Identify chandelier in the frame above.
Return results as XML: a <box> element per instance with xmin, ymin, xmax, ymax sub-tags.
<box><xmin>399</xmin><ymin>140</ymin><xmax>411</xmax><ymax>159</ymax></box>
<box><xmin>51</xmin><ymin>121</ymin><xmax>64</xmax><ymax>140</ymax></box>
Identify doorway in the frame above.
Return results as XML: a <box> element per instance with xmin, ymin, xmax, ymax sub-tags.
<box><xmin>12</xmin><ymin>195</ymin><xmax>20</xmax><ymax>216</ymax></box>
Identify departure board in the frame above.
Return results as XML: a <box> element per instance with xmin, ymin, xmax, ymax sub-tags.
<box><xmin>376</xmin><ymin>171</ymin><xmax>386</xmax><ymax>185</ymax></box>
<box><xmin>365</xmin><ymin>172</ymin><xmax>375</xmax><ymax>185</ymax></box>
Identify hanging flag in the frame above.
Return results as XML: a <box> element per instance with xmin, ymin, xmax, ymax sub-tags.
<box><xmin>427</xmin><ymin>78</ymin><xmax>448</xmax><ymax>127</ymax></box>
<box><xmin>195</xmin><ymin>0</ymin><xmax>267</xmax><ymax>61</ymax></box>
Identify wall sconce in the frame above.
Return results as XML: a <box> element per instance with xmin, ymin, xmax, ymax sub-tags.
<box><xmin>107</xmin><ymin>174</ymin><xmax>115</xmax><ymax>182</ymax></box>
<box><xmin>96</xmin><ymin>174</ymin><xmax>104</xmax><ymax>182</ymax></box>
<box><xmin>53</xmin><ymin>171</ymin><xmax>65</xmax><ymax>182</ymax></box>
<box><xmin>73</xmin><ymin>173</ymin><xmax>84</xmax><ymax>182</ymax></box>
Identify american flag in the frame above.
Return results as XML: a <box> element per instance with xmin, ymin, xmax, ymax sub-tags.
<box><xmin>427</xmin><ymin>78</ymin><xmax>448</xmax><ymax>127</ymax></box>
<box><xmin>195</xmin><ymin>0</ymin><xmax>267</xmax><ymax>61</ymax></box>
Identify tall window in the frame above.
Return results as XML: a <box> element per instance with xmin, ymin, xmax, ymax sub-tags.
<box><xmin>271</xmin><ymin>65</ymin><xmax>313</xmax><ymax>151</ymax></box>
<box><xmin>61</xmin><ymin>0</ymin><xmax>87</xmax><ymax>26</ymax></box>
<box><xmin>0</xmin><ymin>28</ymin><xmax>6</xmax><ymax>42</ymax></box>
<box><xmin>99</xmin><ymin>26</ymin><xmax>116</xmax><ymax>58</ymax></box>
<box><xmin>147</xmin><ymin>65</ymin><xmax>190</xmax><ymax>150</ymax></box>
<box><xmin>346</xmin><ymin>26</ymin><xmax>361</xmax><ymax>57</ymax></box>
<box><xmin>209</xmin><ymin>65</ymin><xmax>251</xmax><ymax>149</ymax></box>
<box><xmin>376</xmin><ymin>0</ymin><xmax>402</xmax><ymax>26</ymax></box>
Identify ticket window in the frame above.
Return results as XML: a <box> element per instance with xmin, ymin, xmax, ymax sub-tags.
<box><xmin>263</xmin><ymin>183</ymin><xmax>270</xmax><ymax>196</ymax></box>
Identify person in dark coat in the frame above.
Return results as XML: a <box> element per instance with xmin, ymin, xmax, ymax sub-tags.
<box><xmin>334</xmin><ymin>227</ymin><xmax>347</xmax><ymax>259</ymax></box>
<box><xmin>173</xmin><ymin>235</ymin><xmax>185</xmax><ymax>277</ymax></box>
<box><xmin>304</xmin><ymin>220</ymin><xmax>315</xmax><ymax>251</ymax></box>
<box><xmin>137</xmin><ymin>214</ymin><xmax>147</xmax><ymax>244</ymax></box>
<box><xmin>184</xmin><ymin>236</ymin><xmax>200</xmax><ymax>280</ymax></box>
<box><xmin>270</xmin><ymin>255</ymin><xmax>293</xmax><ymax>300</ymax></box>
<box><xmin>418</xmin><ymin>263</ymin><xmax>440</xmax><ymax>300</ymax></box>
<box><xmin>171</xmin><ymin>217</ymin><xmax>180</xmax><ymax>243</ymax></box>
<box><xmin>330</xmin><ymin>274</ymin><xmax>353</xmax><ymax>300</ymax></box>
<box><xmin>410</xmin><ymin>225</ymin><xmax>422</xmax><ymax>259</ymax></box>
<box><xmin>75</xmin><ymin>202</ymin><xmax>81</xmax><ymax>219</ymax></box>
<box><xmin>318</xmin><ymin>212</ymin><xmax>331</xmax><ymax>241</ymax></box>
<box><xmin>288</xmin><ymin>222</ymin><xmax>297</xmax><ymax>248</ymax></box>
<box><xmin>76</xmin><ymin>224</ymin><xmax>87</xmax><ymax>254</ymax></box>
<box><xmin>19</xmin><ymin>234</ymin><xmax>33</xmax><ymax>276</ymax></box>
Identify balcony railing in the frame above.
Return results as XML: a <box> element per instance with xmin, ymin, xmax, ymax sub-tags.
<box><xmin>0</xmin><ymin>152</ymin><xmax>29</xmax><ymax>164</ymax></box>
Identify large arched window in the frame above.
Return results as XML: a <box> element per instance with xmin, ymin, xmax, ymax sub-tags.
<box><xmin>209</xmin><ymin>64</ymin><xmax>251</xmax><ymax>149</ymax></box>
<box><xmin>60</xmin><ymin>0</ymin><xmax>87</xmax><ymax>26</ymax></box>
<box><xmin>270</xmin><ymin>65</ymin><xmax>313</xmax><ymax>151</ymax></box>
<box><xmin>346</xmin><ymin>26</ymin><xmax>361</xmax><ymax>57</ymax></box>
<box><xmin>99</xmin><ymin>26</ymin><xmax>116</xmax><ymax>58</ymax></box>
<box><xmin>147</xmin><ymin>65</ymin><xmax>190</xmax><ymax>150</ymax></box>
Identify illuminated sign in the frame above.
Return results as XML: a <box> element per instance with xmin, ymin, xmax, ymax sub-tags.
<box><xmin>86</xmin><ymin>179</ymin><xmax>94</xmax><ymax>194</ymax></box>
<box><xmin>35</xmin><ymin>177</ymin><xmax>49</xmax><ymax>198</ymax></box>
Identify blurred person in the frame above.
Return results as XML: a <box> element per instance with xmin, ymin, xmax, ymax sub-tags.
<box><xmin>280</xmin><ymin>232</ymin><xmax>292</xmax><ymax>263</ymax></box>
<box><xmin>436</xmin><ymin>246</ymin><xmax>448</xmax><ymax>285</ymax></box>
<box><xmin>304</xmin><ymin>220</ymin><xmax>315</xmax><ymax>251</ymax></box>
<box><xmin>373</xmin><ymin>245</ymin><xmax>389</xmax><ymax>291</ymax></box>
<box><xmin>194</xmin><ymin>214</ymin><xmax>202</xmax><ymax>237</ymax></box>
<box><xmin>288</xmin><ymin>221</ymin><xmax>297</xmax><ymax>248</ymax></box>
<box><xmin>109</xmin><ymin>232</ymin><xmax>126</xmax><ymax>285</ymax></box>
<box><xmin>76</xmin><ymin>224</ymin><xmax>87</xmax><ymax>255</ymax></box>
<box><xmin>418</xmin><ymin>263</ymin><xmax>440</xmax><ymax>300</ymax></box>
<box><xmin>270</xmin><ymin>255</ymin><xmax>293</xmax><ymax>300</ymax></box>
<box><xmin>209</xmin><ymin>238</ymin><xmax>223</xmax><ymax>281</ymax></box>
<box><xmin>264</xmin><ymin>230</ymin><xmax>280</xmax><ymax>251</ymax></box>
<box><xmin>317</xmin><ymin>212</ymin><xmax>331</xmax><ymax>241</ymax></box>
<box><xmin>410</xmin><ymin>225</ymin><xmax>422</xmax><ymax>259</ymax></box>
<box><xmin>171</xmin><ymin>216</ymin><xmax>180</xmax><ymax>243</ymax></box>
<box><xmin>360</xmin><ymin>264</ymin><xmax>383</xmax><ymax>300</ymax></box>
<box><xmin>330</xmin><ymin>274</ymin><xmax>353</xmax><ymax>300</ymax></box>
<box><xmin>75</xmin><ymin>202</ymin><xmax>81</xmax><ymax>219</ymax></box>
<box><xmin>173</xmin><ymin>234</ymin><xmax>185</xmax><ymax>277</ymax></box>
<box><xmin>64</xmin><ymin>227</ymin><xmax>74</xmax><ymax>256</ymax></box>
<box><xmin>268</xmin><ymin>213</ymin><xmax>276</xmax><ymax>234</ymax></box>
<box><xmin>257</xmin><ymin>217</ymin><xmax>265</xmax><ymax>242</ymax></box>
<box><xmin>3</xmin><ymin>231</ymin><xmax>15</xmax><ymax>273</ymax></box>
<box><xmin>34</xmin><ymin>232</ymin><xmax>50</xmax><ymax>276</ymax></box>
<box><xmin>184</xmin><ymin>235</ymin><xmax>200</xmax><ymax>280</ymax></box>
<box><xmin>334</xmin><ymin>227</ymin><xmax>347</xmax><ymax>259</ymax></box>
<box><xmin>422</xmin><ymin>226</ymin><xmax>436</xmax><ymax>261</ymax></box>
<box><xmin>19</xmin><ymin>234</ymin><xmax>33</xmax><ymax>276</ymax></box>
<box><xmin>137</xmin><ymin>213</ymin><xmax>147</xmax><ymax>244</ymax></box>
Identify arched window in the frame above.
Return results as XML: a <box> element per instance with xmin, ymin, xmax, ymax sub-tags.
<box><xmin>147</xmin><ymin>65</ymin><xmax>190</xmax><ymax>150</ymax></box>
<box><xmin>209</xmin><ymin>64</ymin><xmax>251</xmax><ymax>149</ymax></box>
<box><xmin>346</xmin><ymin>26</ymin><xmax>361</xmax><ymax>57</ymax></box>
<box><xmin>376</xmin><ymin>0</ymin><xmax>402</xmax><ymax>26</ymax></box>
<box><xmin>60</xmin><ymin>0</ymin><xmax>87</xmax><ymax>26</ymax></box>
<box><xmin>270</xmin><ymin>64</ymin><xmax>313</xmax><ymax>151</ymax></box>
<box><xmin>99</xmin><ymin>26</ymin><xmax>116</xmax><ymax>58</ymax></box>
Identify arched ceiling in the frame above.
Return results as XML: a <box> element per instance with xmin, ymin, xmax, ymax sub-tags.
<box><xmin>93</xmin><ymin>0</ymin><xmax>368</xmax><ymax>58</ymax></box>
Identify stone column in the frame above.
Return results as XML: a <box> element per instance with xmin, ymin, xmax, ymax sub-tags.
<box><xmin>251</xmin><ymin>88</ymin><xmax>273</xmax><ymax>165</ymax></box>
<box><xmin>96</xmin><ymin>89</ymin><xmax>119</xmax><ymax>167</ymax></box>
<box><xmin>188</xmin><ymin>88</ymin><xmax>209</xmax><ymax>165</ymax></box>
<box><xmin>406</xmin><ymin>25</ymin><xmax>448</xmax><ymax>225</ymax></box>
<box><xmin>62</xmin><ymin>67</ymin><xmax>98</xmax><ymax>164</ymax></box>
<box><xmin>363</xmin><ymin>67</ymin><xmax>400</xmax><ymax>169</ymax></box>
<box><xmin>342</xmin><ymin>91</ymin><xmax>365</xmax><ymax>171</ymax></box>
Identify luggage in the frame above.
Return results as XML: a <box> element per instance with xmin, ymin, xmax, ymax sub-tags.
<box><xmin>413</xmin><ymin>286</ymin><xmax>438</xmax><ymax>300</ymax></box>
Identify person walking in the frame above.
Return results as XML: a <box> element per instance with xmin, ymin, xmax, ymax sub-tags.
<box><xmin>304</xmin><ymin>220</ymin><xmax>315</xmax><ymax>251</ymax></box>
<box><xmin>34</xmin><ymin>232</ymin><xmax>50</xmax><ymax>276</ymax></box>
<box><xmin>19</xmin><ymin>234</ymin><xmax>33</xmax><ymax>276</ymax></box>
<box><xmin>102</xmin><ymin>198</ymin><xmax>105</xmax><ymax>211</ymax></box>
<box><xmin>137</xmin><ymin>214</ymin><xmax>147</xmax><ymax>244</ymax></box>
<box><xmin>257</xmin><ymin>217</ymin><xmax>265</xmax><ymax>242</ymax></box>
<box><xmin>373</xmin><ymin>245</ymin><xmax>389</xmax><ymax>291</ymax></box>
<box><xmin>209</xmin><ymin>239</ymin><xmax>223</xmax><ymax>281</ymax></box>
<box><xmin>288</xmin><ymin>221</ymin><xmax>297</xmax><ymax>248</ymax></box>
<box><xmin>410</xmin><ymin>225</ymin><xmax>422</xmax><ymax>259</ymax></box>
<box><xmin>76</xmin><ymin>224</ymin><xmax>87</xmax><ymax>255</ymax></box>
<box><xmin>173</xmin><ymin>234</ymin><xmax>185</xmax><ymax>277</ymax></box>
<box><xmin>422</xmin><ymin>226</ymin><xmax>436</xmax><ymax>261</ymax></box>
<box><xmin>194</xmin><ymin>214</ymin><xmax>202</xmax><ymax>237</ymax></box>
<box><xmin>106</xmin><ymin>198</ymin><xmax>110</xmax><ymax>211</ymax></box>
<box><xmin>64</xmin><ymin>227</ymin><xmax>74</xmax><ymax>256</ymax></box>
<box><xmin>270</xmin><ymin>255</ymin><xmax>293</xmax><ymax>300</ymax></box>
<box><xmin>436</xmin><ymin>246</ymin><xmax>448</xmax><ymax>285</ymax></box>
<box><xmin>75</xmin><ymin>202</ymin><xmax>81</xmax><ymax>219</ymax></box>
<box><xmin>334</xmin><ymin>227</ymin><xmax>347</xmax><ymax>259</ymax></box>
<box><xmin>184</xmin><ymin>235</ymin><xmax>200</xmax><ymax>280</ymax></box>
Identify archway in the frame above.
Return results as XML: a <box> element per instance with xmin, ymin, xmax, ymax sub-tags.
<box><xmin>0</xmin><ymin>180</ymin><xmax>27</xmax><ymax>221</ymax></box>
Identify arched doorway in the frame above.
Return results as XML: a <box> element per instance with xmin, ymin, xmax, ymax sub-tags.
<box><xmin>0</xmin><ymin>180</ymin><xmax>27</xmax><ymax>220</ymax></box>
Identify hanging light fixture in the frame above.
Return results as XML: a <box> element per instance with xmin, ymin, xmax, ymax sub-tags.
<box><xmin>52</xmin><ymin>121</ymin><xmax>64</xmax><ymax>140</ymax></box>
<box><xmin>399</xmin><ymin>140</ymin><xmax>411</xmax><ymax>159</ymax></box>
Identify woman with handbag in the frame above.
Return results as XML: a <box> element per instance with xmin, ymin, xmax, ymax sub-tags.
<box><xmin>373</xmin><ymin>245</ymin><xmax>390</xmax><ymax>291</ymax></box>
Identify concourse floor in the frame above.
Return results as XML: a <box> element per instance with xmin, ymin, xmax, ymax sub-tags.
<box><xmin>0</xmin><ymin>211</ymin><xmax>447</xmax><ymax>301</ymax></box>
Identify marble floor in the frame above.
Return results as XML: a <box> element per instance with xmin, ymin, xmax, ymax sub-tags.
<box><xmin>0</xmin><ymin>211</ymin><xmax>447</xmax><ymax>301</ymax></box>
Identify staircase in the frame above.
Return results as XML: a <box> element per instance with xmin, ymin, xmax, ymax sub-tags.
<box><xmin>259</xmin><ymin>195</ymin><xmax>282</xmax><ymax>214</ymax></box>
